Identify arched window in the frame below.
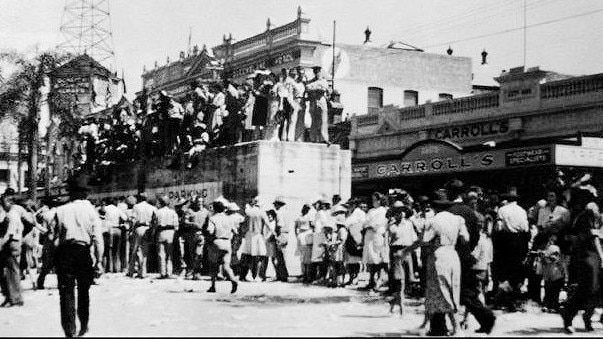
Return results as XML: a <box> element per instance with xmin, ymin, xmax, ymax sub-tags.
<box><xmin>367</xmin><ymin>87</ymin><xmax>383</xmax><ymax>114</ymax></box>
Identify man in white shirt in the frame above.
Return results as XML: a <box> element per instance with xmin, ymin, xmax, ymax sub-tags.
<box><xmin>155</xmin><ymin>195</ymin><xmax>179</xmax><ymax>279</ymax></box>
<box><xmin>127</xmin><ymin>193</ymin><xmax>157</xmax><ymax>279</ymax></box>
<box><xmin>53</xmin><ymin>175</ymin><xmax>103</xmax><ymax>337</ymax></box>
<box><xmin>0</xmin><ymin>191</ymin><xmax>34</xmax><ymax>307</ymax></box>
<box><xmin>206</xmin><ymin>201</ymin><xmax>239</xmax><ymax>293</ymax></box>
<box><xmin>493</xmin><ymin>192</ymin><xmax>530</xmax><ymax>312</ymax></box>
<box><xmin>102</xmin><ymin>198</ymin><xmax>127</xmax><ymax>273</ymax></box>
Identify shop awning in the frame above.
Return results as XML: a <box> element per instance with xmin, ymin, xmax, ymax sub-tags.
<box><xmin>352</xmin><ymin>137</ymin><xmax>603</xmax><ymax>181</ymax></box>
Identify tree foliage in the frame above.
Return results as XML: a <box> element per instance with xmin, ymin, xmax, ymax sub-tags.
<box><xmin>0</xmin><ymin>50</ymin><xmax>78</xmax><ymax>198</ymax></box>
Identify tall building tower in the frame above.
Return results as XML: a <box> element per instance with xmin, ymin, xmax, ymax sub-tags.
<box><xmin>58</xmin><ymin>0</ymin><xmax>116</xmax><ymax>68</ymax></box>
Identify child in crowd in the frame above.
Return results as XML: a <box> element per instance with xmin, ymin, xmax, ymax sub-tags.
<box><xmin>387</xmin><ymin>204</ymin><xmax>417</xmax><ymax>315</ymax></box>
<box><xmin>541</xmin><ymin>234</ymin><xmax>565</xmax><ymax>313</ymax></box>
<box><xmin>461</xmin><ymin>218</ymin><xmax>493</xmax><ymax>328</ymax></box>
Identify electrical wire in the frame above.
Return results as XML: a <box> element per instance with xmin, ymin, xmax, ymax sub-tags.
<box><xmin>422</xmin><ymin>8</ymin><xmax>603</xmax><ymax>49</ymax></box>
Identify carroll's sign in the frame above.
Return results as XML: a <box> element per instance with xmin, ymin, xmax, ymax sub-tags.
<box><xmin>428</xmin><ymin>119</ymin><xmax>510</xmax><ymax>141</ymax></box>
<box><xmin>352</xmin><ymin>142</ymin><xmax>553</xmax><ymax>180</ymax></box>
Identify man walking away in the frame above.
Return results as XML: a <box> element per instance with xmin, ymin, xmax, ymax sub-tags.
<box><xmin>54</xmin><ymin>175</ymin><xmax>103</xmax><ymax>337</ymax></box>
<box><xmin>206</xmin><ymin>200</ymin><xmax>239</xmax><ymax>293</ymax></box>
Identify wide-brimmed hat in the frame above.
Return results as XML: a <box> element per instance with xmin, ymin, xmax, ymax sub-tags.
<box><xmin>215</xmin><ymin>196</ymin><xmax>229</xmax><ymax>205</ymax></box>
<box><xmin>227</xmin><ymin>202</ymin><xmax>241</xmax><ymax>211</ymax></box>
<box><xmin>392</xmin><ymin>200</ymin><xmax>405</xmax><ymax>208</ymax></box>
<box><xmin>332</xmin><ymin>204</ymin><xmax>347</xmax><ymax>214</ymax></box>
<box><xmin>312</xmin><ymin>66</ymin><xmax>322</xmax><ymax>72</ymax></box>
<box><xmin>273</xmin><ymin>196</ymin><xmax>286</xmax><ymax>206</ymax></box>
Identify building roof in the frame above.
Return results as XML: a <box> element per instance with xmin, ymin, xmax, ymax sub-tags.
<box><xmin>51</xmin><ymin>54</ymin><xmax>114</xmax><ymax>79</ymax></box>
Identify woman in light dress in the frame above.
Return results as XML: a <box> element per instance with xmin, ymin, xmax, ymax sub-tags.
<box><xmin>362</xmin><ymin>192</ymin><xmax>390</xmax><ymax>290</ymax></box>
<box><xmin>295</xmin><ymin>204</ymin><xmax>314</xmax><ymax>283</ymax></box>
<box><xmin>405</xmin><ymin>198</ymin><xmax>469</xmax><ymax>336</ymax></box>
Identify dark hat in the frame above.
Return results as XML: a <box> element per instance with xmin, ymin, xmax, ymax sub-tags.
<box><xmin>273</xmin><ymin>196</ymin><xmax>286</xmax><ymax>206</ymax></box>
<box><xmin>312</xmin><ymin>66</ymin><xmax>322</xmax><ymax>71</ymax></box>
<box><xmin>432</xmin><ymin>198</ymin><xmax>453</xmax><ymax>209</ymax></box>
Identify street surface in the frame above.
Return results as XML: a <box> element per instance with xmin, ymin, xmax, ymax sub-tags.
<box><xmin>1</xmin><ymin>273</ymin><xmax>602</xmax><ymax>337</ymax></box>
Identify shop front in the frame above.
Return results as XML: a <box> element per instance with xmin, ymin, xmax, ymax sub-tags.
<box><xmin>352</xmin><ymin>137</ymin><xmax>603</xmax><ymax>204</ymax></box>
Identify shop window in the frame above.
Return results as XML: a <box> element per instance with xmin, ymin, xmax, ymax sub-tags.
<box><xmin>439</xmin><ymin>93</ymin><xmax>453</xmax><ymax>101</ymax></box>
<box><xmin>0</xmin><ymin>169</ymin><xmax>9</xmax><ymax>182</ymax></box>
<box><xmin>367</xmin><ymin>87</ymin><xmax>383</xmax><ymax>114</ymax></box>
<box><xmin>404</xmin><ymin>90</ymin><xmax>418</xmax><ymax>107</ymax></box>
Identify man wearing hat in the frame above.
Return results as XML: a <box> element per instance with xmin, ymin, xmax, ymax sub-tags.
<box><xmin>0</xmin><ymin>189</ymin><xmax>34</xmax><ymax>307</ymax></box>
<box><xmin>181</xmin><ymin>197</ymin><xmax>209</xmax><ymax>279</ymax></box>
<box><xmin>206</xmin><ymin>200</ymin><xmax>239</xmax><ymax>293</ymax></box>
<box><xmin>226</xmin><ymin>202</ymin><xmax>245</xmax><ymax>277</ymax></box>
<box><xmin>305</xmin><ymin>66</ymin><xmax>329</xmax><ymax>145</ymax></box>
<box><xmin>493</xmin><ymin>190</ymin><xmax>529</xmax><ymax>312</ymax></box>
<box><xmin>127</xmin><ymin>192</ymin><xmax>157</xmax><ymax>279</ymax></box>
<box><xmin>272</xmin><ymin>197</ymin><xmax>289</xmax><ymax>282</ymax></box>
<box><xmin>155</xmin><ymin>195</ymin><xmax>179</xmax><ymax>279</ymax></box>
<box><xmin>52</xmin><ymin>175</ymin><xmax>103</xmax><ymax>337</ymax></box>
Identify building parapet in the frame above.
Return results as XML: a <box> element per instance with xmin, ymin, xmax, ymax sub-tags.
<box><xmin>541</xmin><ymin>73</ymin><xmax>603</xmax><ymax>100</ymax></box>
<box><xmin>352</xmin><ymin>72</ymin><xmax>603</xmax><ymax>139</ymax></box>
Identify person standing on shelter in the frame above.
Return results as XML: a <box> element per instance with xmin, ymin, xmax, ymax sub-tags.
<box><xmin>155</xmin><ymin>195</ymin><xmax>179</xmax><ymax>279</ymax></box>
<box><xmin>0</xmin><ymin>191</ymin><xmax>34</xmax><ymax>307</ymax></box>
<box><xmin>53</xmin><ymin>175</ymin><xmax>103</xmax><ymax>337</ymax></box>
<box><xmin>127</xmin><ymin>193</ymin><xmax>157</xmax><ymax>279</ymax></box>
<box><xmin>305</xmin><ymin>66</ymin><xmax>329</xmax><ymax>145</ymax></box>
<box><xmin>292</xmin><ymin>67</ymin><xmax>307</xmax><ymax>142</ymax></box>
<box><xmin>206</xmin><ymin>200</ymin><xmax>239</xmax><ymax>293</ymax></box>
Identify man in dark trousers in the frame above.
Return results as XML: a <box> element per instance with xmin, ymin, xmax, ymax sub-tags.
<box><xmin>53</xmin><ymin>175</ymin><xmax>103</xmax><ymax>337</ymax></box>
<box><xmin>429</xmin><ymin>179</ymin><xmax>496</xmax><ymax>335</ymax></box>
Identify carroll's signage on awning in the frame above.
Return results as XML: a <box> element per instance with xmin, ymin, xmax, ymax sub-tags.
<box><xmin>352</xmin><ymin>142</ymin><xmax>554</xmax><ymax>181</ymax></box>
<box><xmin>427</xmin><ymin>119</ymin><xmax>510</xmax><ymax>142</ymax></box>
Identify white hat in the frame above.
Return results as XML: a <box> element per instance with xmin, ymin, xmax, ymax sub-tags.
<box><xmin>227</xmin><ymin>202</ymin><xmax>240</xmax><ymax>211</ymax></box>
<box><xmin>215</xmin><ymin>196</ymin><xmax>229</xmax><ymax>205</ymax></box>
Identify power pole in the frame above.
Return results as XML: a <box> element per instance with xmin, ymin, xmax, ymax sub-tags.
<box><xmin>58</xmin><ymin>0</ymin><xmax>116</xmax><ymax>69</ymax></box>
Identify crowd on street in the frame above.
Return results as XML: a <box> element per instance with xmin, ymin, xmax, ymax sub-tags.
<box><xmin>1</xmin><ymin>172</ymin><xmax>603</xmax><ymax>336</ymax></box>
<box><xmin>75</xmin><ymin>66</ymin><xmax>334</xmax><ymax>175</ymax></box>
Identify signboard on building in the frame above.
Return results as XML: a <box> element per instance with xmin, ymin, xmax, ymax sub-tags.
<box><xmin>53</xmin><ymin>76</ymin><xmax>90</xmax><ymax>95</ymax></box>
<box><xmin>555</xmin><ymin>145</ymin><xmax>603</xmax><ymax>168</ymax></box>
<box><xmin>427</xmin><ymin>119</ymin><xmax>510</xmax><ymax>142</ymax></box>
<box><xmin>352</xmin><ymin>141</ymin><xmax>553</xmax><ymax>181</ymax></box>
<box><xmin>232</xmin><ymin>49</ymin><xmax>302</xmax><ymax>79</ymax></box>
<box><xmin>505</xmin><ymin>148</ymin><xmax>551</xmax><ymax>167</ymax></box>
<box><xmin>88</xmin><ymin>182</ymin><xmax>223</xmax><ymax>203</ymax></box>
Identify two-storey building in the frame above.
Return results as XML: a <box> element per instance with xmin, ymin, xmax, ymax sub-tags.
<box><xmin>350</xmin><ymin>66</ymin><xmax>603</xmax><ymax>203</ymax></box>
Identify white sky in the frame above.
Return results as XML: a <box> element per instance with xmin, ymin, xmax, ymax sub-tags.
<box><xmin>1</xmin><ymin>0</ymin><xmax>602</xmax><ymax>91</ymax></box>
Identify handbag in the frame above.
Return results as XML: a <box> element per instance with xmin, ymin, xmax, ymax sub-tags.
<box><xmin>345</xmin><ymin>233</ymin><xmax>363</xmax><ymax>257</ymax></box>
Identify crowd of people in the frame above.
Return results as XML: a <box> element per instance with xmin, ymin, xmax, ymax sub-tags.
<box><xmin>75</xmin><ymin>65</ymin><xmax>334</xmax><ymax>176</ymax></box>
<box><xmin>2</xmin><ymin>173</ymin><xmax>603</xmax><ymax>336</ymax></box>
